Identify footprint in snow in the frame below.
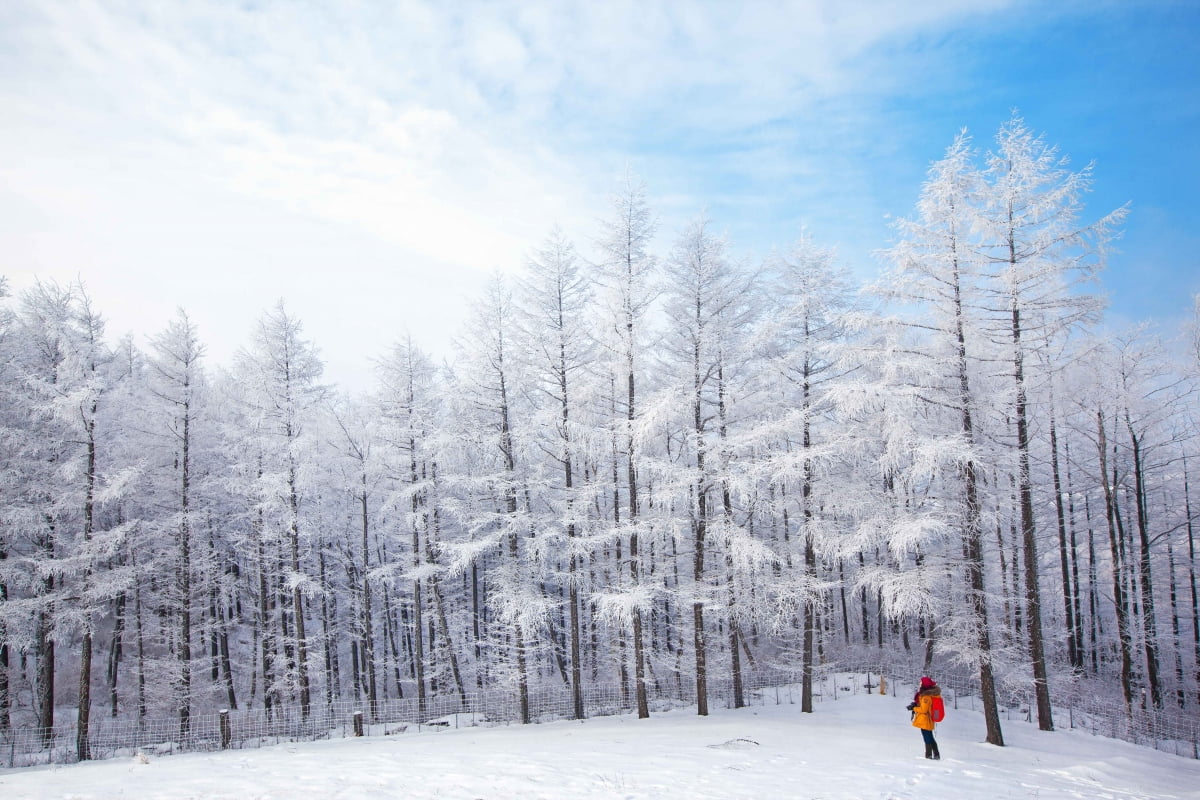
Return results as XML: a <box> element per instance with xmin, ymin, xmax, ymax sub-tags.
<box><xmin>707</xmin><ymin>737</ymin><xmax>760</xmax><ymax>749</ymax></box>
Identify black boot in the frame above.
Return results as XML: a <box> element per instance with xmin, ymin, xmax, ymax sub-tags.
<box><xmin>924</xmin><ymin>741</ymin><xmax>933</xmax><ymax>759</ymax></box>
<box><xmin>932</xmin><ymin>741</ymin><xmax>941</xmax><ymax>760</ymax></box>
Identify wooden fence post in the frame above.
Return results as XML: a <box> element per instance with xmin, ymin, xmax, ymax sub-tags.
<box><xmin>219</xmin><ymin>710</ymin><xmax>231</xmax><ymax>750</ymax></box>
<box><xmin>353</xmin><ymin>711</ymin><xmax>364</xmax><ymax>737</ymax></box>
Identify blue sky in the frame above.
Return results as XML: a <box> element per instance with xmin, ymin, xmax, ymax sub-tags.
<box><xmin>2</xmin><ymin>0</ymin><xmax>1197</xmax><ymax>388</ymax></box>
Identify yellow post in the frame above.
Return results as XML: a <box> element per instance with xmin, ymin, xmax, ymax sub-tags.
<box><xmin>880</xmin><ymin>676</ymin><xmax>887</xmax><ymax>695</ymax></box>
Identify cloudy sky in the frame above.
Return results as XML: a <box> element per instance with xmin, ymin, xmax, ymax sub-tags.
<box><xmin>3</xmin><ymin>0</ymin><xmax>1197</xmax><ymax>390</ymax></box>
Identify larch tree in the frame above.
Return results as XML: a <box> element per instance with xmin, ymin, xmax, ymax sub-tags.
<box><xmin>1104</xmin><ymin>327</ymin><xmax>1194</xmax><ymax>708</ymax></box>
<box><xmin>978</xmin><ymin>113</ymin><xmax>1126</xmax><ymax>729</ymax></box>
<box><xmin>658</xmin><ymin>212</ymin><xmax>750</xmax><ymax>716</ymax></box>
<box><xmin>873</xmin><ymin>133</ymin><xmax>1005</xmax><ymax>745</ymax></box>
<box><xmin>6</xmin><ymin>281</ymin><xmax>79</xmax><ymax>740</ymax></box>
<box><xmin>1187</xmin><ymin>295</ymin><xmax>1200</xmax><ymax>703</ymax></box>
<box><xmin>147</xmin><ymin>310</ymin><xmax>208</xmax><ymax>740</ymax></box>
<box><xmin>234</xmin><ymin>301</ymin><xmax>329</xmax><ymax>718</ymax></box>
<box><xmin>0</xmin><ymin>282</ymin><xmax>132</xmax><ymax>758</ymax></box>
<box><xmin>592</xmin><ymin>174</ymin><xmax>658</xmax><ymax>719</ymax></box>
<box><xmin>514</xmin><ymin>227</ymin><xmax>595</xmax><ymax>720</ymax></box>
<box><xmin>454</xmin><ymin>275</ymin><xmax>540</xmax><ymax>723</ymax></box>
<box><xmin>376</xmin><ymin>335</ymin><xmax>466</xmax><ymax>715</ymax></box>
<box><xmin>2</xmin><ymin>283</ymin><xmax>101</xmax><ymax>747</ymax></box>
<box><xmin>66</xmin><ymin>289</ymin><xmax>126</xmax><ymax>761</ymax></box>
<box><xmin>759</xmin><ymin>231</ymin><xmax>855</xmax><ymax>714</ymax></box>
<box><xmin>0</xmin><ymin>277</ymin><xmax>11</xmax><ymax>731</ymax></box>
<box><xmin>327</xmin><ymin>394</ymin><xmax>385</xmax><ymax>717</ymax></box>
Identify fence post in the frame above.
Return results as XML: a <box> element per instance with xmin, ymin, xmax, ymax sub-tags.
<box><xmin>353</xmin><ymin>711</ymin><xmax>364</xmax><ymax>737</ymax></box>
<box><xmin>219</xmin><ymin>710</ymin><xmax>231</xmax><ymax>750</ymax></box>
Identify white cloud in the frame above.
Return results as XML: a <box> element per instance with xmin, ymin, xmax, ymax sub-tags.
<box><xmin>1</xmin><ymin>0</ymin><xmax>1032</xmax><ymax>389</ymax></box>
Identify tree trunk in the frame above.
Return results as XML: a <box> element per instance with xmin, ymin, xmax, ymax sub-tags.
<box><xmin>286</xmin><ymin>463</ymin><xmax>311</xmax><ymax>718</ymax></box>
<box><xmin>950</xmin><ymin>246</ymin><xmax>1002</xmax><ymax>745</ymax></box>
<box><xmin>716</xmin><ymin>361</ymin><xmax>744</xmax><ymax>711</ymax></box>
<box><xmin>692</xmin><ymin>328</ymin><xmax>709</xmax><ymax>717</ymax></box>
<box><xmin>359</xmin><ymin>484</ymin><xmax>378</xmax><ymax>717</ymax></box>
<box><xmin>77</xmin><ymin>415</ymin><xmax>98</xmax><ymax>761</ymax></box>
<box><xmin>37</xmin><ymin>596</ymin><xmax>55</xmax><ymax>747</ymax></box>
<box><xmin>132</xmin><ymin>544</ymin><xmax>147</xmax><ymax>721</ymax></box>
<box><xmin>1166</xmin><ymin>535</ymin><xmax>1185</xmax><ymax>708</ymax></box>
<box><xmin>1183</xmin><ymin>455</ymin><xmax>1200</xmax><ymax>706</ymax></box>
<box><xmin>1064</xmin><ymin>438</ymin><xmax>1086</xmax><ymax>672</ymax></box>
<box><xmin>497</xmin><ymin>361</ymin><xmax>530</xmax><ymax>724</ymax></box>
<box><xmin>838</xmin><ymin>560</ymin><xmax>850</xmax><ymax>645</ymax></box>
<box><xmin>107</xmin><ymin>592</ymin><xmax>126</xmax><ymax>717</ymax></box>
<box><xmin>0</xmin><ymin>547</ymin><xmax>7</xmax><ymax>731</ymax></box>
<box><xmin>558</xmin><ymin>330</ymin><xmax>585</xmax><ymax>721</ymax></box>
<box><xmin>472</xmin><ymin>561</ymin><xmax>484</xmax><ymax>690</ymax></box>
<box><xmin>1098</xmin><ymin>409</ymin><xmax>1134</xmax><ymax>709</ymax></box>
<box><xmin>1084</xmin><ymin>494</ymin><xmax>1101</xmax><ymax>676</ymax></box>
<box><xmin>177</xmin><ymin>528</ymin><xmax>191</xmax><ymax>735</ymax></box>
<box><xmin>627</xmin><ymin>365</ymin><xmax>650</xmax><ymax>720</ymax></box>
<box><xmin>1049</xmin><ymin>413</ymin><xmax>1081</xmax><ymax>671</ymax></box>
<box><xmin>217</xmin><ymin>594</ymin><xmax>238</xmax><ymax>710</ymax></box>
<box><xmin>76</xmin><ymin>631</ymin><xmax>92</xmax><ymax>760</ymax></box>
<box><xmin>800</xmin><ymin>362</ymin><xmax>818</xmax><ymax>714</ymax></box>
<box><xmin>256</xmin><ymin>503</ymin><xmax>277</xmax><ymax>714</ymax></box>
<box><xmin>319</xmin><ymin>547</ymin><xmax>337</xmax><ymax>705</ymax></box>
<box><xmin>801</xmin><ymin>529</ymin><xmax>816</xmax><ymax>714</ymax></box>
<box><xmin>1124</xmin><ymin>417</ymin><xmax>1162</xmax><ymax>708</ymax></box>
<box><xmin>1011</xmin><ymin>299</ymin><xmax>1053</xmax><ymax>731</ymax></box>
<box><xmin>407</xmin><ymin>423</ymin><xmax>427</xmax><ymax>716</ymax></box>
<box><xmin>426</xmin><ymin>530</ymin><xmax>466</xmax><ymax>705</ymax></box>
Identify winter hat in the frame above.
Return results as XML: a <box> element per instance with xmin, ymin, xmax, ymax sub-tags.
<box><xmin>920</xmin><ymin>676</ymin><xmax>936</xmax><ymax>690</ymax></box>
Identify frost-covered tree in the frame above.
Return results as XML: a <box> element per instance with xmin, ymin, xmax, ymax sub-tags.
<box><xmin>327</xmin><ymin>395</ymin><xmax>384</xmax><ymax>715</ymax></box>
<box><xmin>2</xmin><ymin>282</ymin><xmax>78</xmax><ymax>738</ymax></box>
<box><xmin>0</xmin><ymin>276</ymin><xmax>11</xmax><ymax>731</ymax></box>
<box><xmin>978</xmin><ymin>114</ymin><xmax>1127</xmax><ymax>728</ymax></box>
<box><xmin>660</xmin><ymin>213</ymin><xmax>726</xmax><ymax>715</ymax></box>
<box><xmin>758</xmin><ymin>232</ymin><xmax>856</xmax><ymax>714</ymax></box>
<box><xmin>1084</xmin><ymin>328</ymin><xmax>1195</xmax><ymax>708</ymax></box>
<box><xmin>873</xmin><ymin>133</ymin><xmax>1005</xmax><ymax>745</ymax></box>
<box><xmin>592</xmin><ymin>175</ymin><xmax>659</xmax><ymax>719</ymax></box>
<box><xmin>0</xmin><ymin>282</ymin><xmax>134</xmax><ymax>757</ymax></box>
<box><xmin>233</xmin><ymin>301</ymin><xmax>328</xmax><ymax>718</ymax></box>
<box><xmin>374</xmin><ymin>334</ymin><xmax>466</xmax><ymax>714</ymax></box>
<box><xmin>453</xmin><ymin>275</ymin><xmax>541</xmax><ymax>723</ymax></box>
<box><xmin>514</xmin><ymin>227</ymin><xmax>595</xmax><ymax>719</ymax></box>
<box><xmin>66</xmin><ymin>289</ymin><xmax>126</xmax><ymax>760</ymax></box>
<box><xmin>146</xmin><ymin>310</ymin><xmax>208</xmax><ymax>739</ymax></box>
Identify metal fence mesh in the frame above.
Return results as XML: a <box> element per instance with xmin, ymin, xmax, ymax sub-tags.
<box><xmin>2</xmin><ymin>663</ymin><xmax>1196</xmax><ymax>768</ymax></box>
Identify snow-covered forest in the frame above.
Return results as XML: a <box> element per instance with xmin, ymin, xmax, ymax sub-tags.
<box><xmin>3</xmin><ymin>116</ymin><xmax>1199</xmax><ymax>763</ymax></box>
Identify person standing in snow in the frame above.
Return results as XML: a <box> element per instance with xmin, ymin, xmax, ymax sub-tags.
<box><xmin>906</xmin><ymin>676</ymin><xmax>942</xmax><ymax>760</ymax></box>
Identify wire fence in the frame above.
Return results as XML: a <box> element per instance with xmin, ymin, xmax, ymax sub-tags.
<box><xmin>836</xmin><ymin>656</ymin><xmax>1200</xmax><ymax>761</ymax></box>
<box><xmin>1</xmin><ymin>662</ymin><xmax>1196</xmax><ymax>768</ymax></box>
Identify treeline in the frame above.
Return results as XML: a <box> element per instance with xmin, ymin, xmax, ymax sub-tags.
<box><xmin>1</xmin><ymin>115</ymin><xmax>1198</xmax><ymax>760</ymax></box>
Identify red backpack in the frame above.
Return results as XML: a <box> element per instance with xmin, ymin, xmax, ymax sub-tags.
<box><xmin>930</xmin><ymin>695</ymin><xmax>946</xmax><ymax>723</ymax></box>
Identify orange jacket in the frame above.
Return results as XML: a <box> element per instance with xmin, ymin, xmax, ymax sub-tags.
<box><xmin>911</xmin><ymin>686</ymin><xmax>940</xmax><ymax>731</ymax></box>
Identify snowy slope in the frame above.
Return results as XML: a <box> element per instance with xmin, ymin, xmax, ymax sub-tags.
<box><xmin>2</xmin><ymin>689</ymin><xmax>1197</xmax><ymax>800</ymax></box>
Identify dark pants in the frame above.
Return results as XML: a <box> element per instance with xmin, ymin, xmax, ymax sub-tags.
<box><xmin>921</xmin><ymin>728</ymin><xmax>940</xmax><ymax>759</ymax></box>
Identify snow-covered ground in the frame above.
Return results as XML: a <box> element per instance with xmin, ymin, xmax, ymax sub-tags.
<box><xmin>3</xmin><ymin>687</ymin><xmax>1198</xmax><ymax>799</ymax></box>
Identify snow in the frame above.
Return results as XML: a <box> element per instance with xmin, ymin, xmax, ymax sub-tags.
<box><xmin>3</xmin><ymin>687</ymin><xmax>1197</xmax><ymax>800</ymax></box>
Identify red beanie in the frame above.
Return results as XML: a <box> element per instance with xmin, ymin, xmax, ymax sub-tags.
<box><xmin>920</xmin><ymin>676</ymin><xmax>935</xmax><ymax>689</ymax></box>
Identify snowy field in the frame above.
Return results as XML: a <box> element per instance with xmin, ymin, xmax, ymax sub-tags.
<box><xmin>3</xmin><ymin>688</ymin><xmax>1198</xmax><ymax>800</ymax></box>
